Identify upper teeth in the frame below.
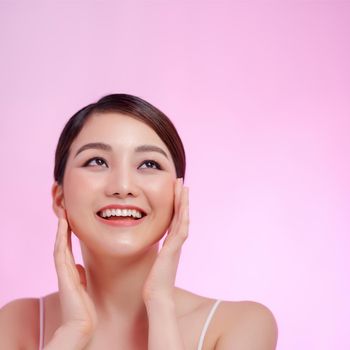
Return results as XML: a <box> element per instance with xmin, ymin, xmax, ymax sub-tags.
<box><xmin>100</xmin><ymin>208</ymin><xmax>143</xmax><ymax>219</ymax></box>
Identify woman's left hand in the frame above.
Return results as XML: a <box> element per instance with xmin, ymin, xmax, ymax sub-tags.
<box><xmin>142</xmin><ymin>178</ymin><xmax>189</xmax><ymax>304</ymax></box>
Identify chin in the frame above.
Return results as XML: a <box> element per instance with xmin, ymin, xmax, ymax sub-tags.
<box><xmin>83</xmin><ymin>241</ymin><xmax>160</xmax><ymax>262</ymax></box>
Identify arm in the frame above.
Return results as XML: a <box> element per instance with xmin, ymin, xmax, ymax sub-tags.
<box><xmin>43</xmin><ymin>325</ymin><xmax>92</xmax><ymax>350</ymax></box>
<box><xmin>143</xmin><ymin>179</ymin><xmax>189</xmax><ymax>350</ymax></box>
<box><xmin>145</xmin><ymin>297</ymin><xmax>185</xmax><ymax>350</ymax></box>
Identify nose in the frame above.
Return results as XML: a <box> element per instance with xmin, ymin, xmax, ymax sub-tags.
<box><xmin>105</xmin><ymin>166</ymin><xmax>139</xmax><ymax>199</ymax></box>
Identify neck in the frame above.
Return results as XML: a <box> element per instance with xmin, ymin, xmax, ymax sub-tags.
<box><xmin>80</xmin><ymin>242</ymin><xmax>159</xmax><ymax>319</ymax></box>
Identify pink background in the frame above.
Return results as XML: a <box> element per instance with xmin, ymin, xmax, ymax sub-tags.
<box><xmin>0</xmin><ymin>1</ymin><xmax>349</xmax><ymax>349</ymax></box>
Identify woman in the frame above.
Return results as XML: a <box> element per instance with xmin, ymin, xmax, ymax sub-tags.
<box><xmin>0</xmin><ymin>94</ymin><xmax>277</xmax><ymax>349</ymax></box>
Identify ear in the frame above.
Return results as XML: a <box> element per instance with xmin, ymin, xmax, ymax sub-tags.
<box><xmin>52</xmin><ymin>182</ymin><xmax>66</xmax><ymax>219</ymax></box>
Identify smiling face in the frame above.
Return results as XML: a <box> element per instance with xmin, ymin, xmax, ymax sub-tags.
<box><xmin>53</xmin><ymin>112</ymin><xmax>177</xmax><ymax>257</ymax></box>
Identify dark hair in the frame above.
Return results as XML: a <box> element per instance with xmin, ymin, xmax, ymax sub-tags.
<box><xmin>54</xmin><ymin>94</ymin><xmax>186</xmax><ymax>184</ymax></box>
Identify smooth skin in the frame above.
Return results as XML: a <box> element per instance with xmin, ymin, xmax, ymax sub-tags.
<box><xmin>0</xmin><ymin>113</ymin><xmax>277</xmax><ymax>349</ymax></box>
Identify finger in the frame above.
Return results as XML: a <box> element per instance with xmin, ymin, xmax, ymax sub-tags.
<box><xmin>54</xmin><ymin>218</ymin><xmax>68</xmax><ymax>266</ymax></box>
<box><xmin>168</xmin><ymin>178</ymin><xmax>183</xmax><ymax>233</ymax></box>
<box><xmin>163</xmin><ymin>186</ymin><xmax>189</xmax><ymax>251</ymax></box>
<box><xmin>174</xmin><ymin>178</ymin><xmax>183</xmax><ymax>217</ymax></box>
<box><xmin>75</xmin><ymin>264</ymin><xmax>88</xmax><ymax>289</ymax></box>
<box><xmin>67</xmin><ymin>229</ymin><xmax>73</xmax><ymax>256</ymax></box>
<box><xmin>54</xmin><ymin>218</ymin><xmax>76</xmax><ymax>267</ymax></box>
<box><xmin>57</xmin><ymin>207</ymin><xmax>68</xmax><ymax>220</ymax></box>
<box><xmin>172</xmin><ymin>186</ymin><xmax>189</xmax><ymax>244</ymax></box>
<box><xmin>178</xmin><ymin>186</ymin><xmax>189</xmax><ymax>241</ymax></box>
<box><xmin>59</xmin><ymin>209</ymin><xmax>73</xmax><ymax>253</ymax></box>
<box><xmin>54</xmin><ymin>219</ymin><xmax>80</xmax><ymax>291</ymax></box>
<box><xmin>163</xmin><ymin>178</ymin><xmax>182</xmax><ymax>244</ymax></box>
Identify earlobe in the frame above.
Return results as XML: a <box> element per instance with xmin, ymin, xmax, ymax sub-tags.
<box><xmin>51</xmin><ymin>182</ymin><xmax>66</xmax><ymax>218</ymax></box>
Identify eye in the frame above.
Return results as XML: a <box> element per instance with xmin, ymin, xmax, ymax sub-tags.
<box><xmin>138</xmin><ymin>160</ymin><xmax>162</xmax><ymax>170</ymax></box>
<box><xmin>83</xmin><ymin>157</ymin><xmax>108</xmax><ymax>168</ymax></box>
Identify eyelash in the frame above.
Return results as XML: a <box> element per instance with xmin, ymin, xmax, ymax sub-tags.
<box><xmin>83</xmin><ymin>157</ymin><xmax>162</xmax><ymax>170</ymax></box>
<box><xmin>83</xmin><ymin>157</ymin><xmax>108</xmax><ymax>167</ymax></box>
<box><xmin>139</xmin><ymin>160</ymin><xmax>162</xmax><ymax>170</ymax></box>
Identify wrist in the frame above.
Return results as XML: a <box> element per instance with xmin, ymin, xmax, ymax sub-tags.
<box><xmin>44</xmin><ymin>325</ymin><xmax>92</xmax><ymax>350</ymax></box>
<box><xmin>144</xmin><ymin>294</ymin><xmax>175</xmax><ymax>312</ymax></box>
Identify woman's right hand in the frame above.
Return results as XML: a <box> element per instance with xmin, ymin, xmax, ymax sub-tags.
<box><xmin>45</xmin><ymin>217</ymin><xmax>97</xmax><ymax>349</ymax></box>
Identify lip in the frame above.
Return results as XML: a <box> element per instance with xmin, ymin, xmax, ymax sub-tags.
<box><xmin>96</xmin><ymin>204</ymin><xmax>147</xmax><ymax>228</ymax></box>
<box><xmin>95</xmin><ymin>213</ymin><xmax>146</xmax><ymax>227</ymax></box>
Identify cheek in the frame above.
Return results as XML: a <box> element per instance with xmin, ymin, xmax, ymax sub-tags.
<box><xmin>147</xmin><ymin>176</ymin><xmax>175</xmax><ymax>222</ymax></box>
<box><xmin>62</xmin><ymin>170</ymin><xmax>102</xmax><ymax>231</ymax></box>
<box><xmin>64</xmin><ymin>169</ymin><xmax>102</xmax><ymax>204</ymax></box>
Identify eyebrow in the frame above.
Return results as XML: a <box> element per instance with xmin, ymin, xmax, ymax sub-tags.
<box><xmin>74</xmin><ymin>142</ymin><xmax>112</xmax><ymax>158</ymax></box>
<box><xmin>135</xmin><ymin>145</ymin><xmax>168</xmax><ymax>159</ymax></box>
<box><xmin>74</xmin><ymin>142</ymin><xmax>169</xmax><ymax>159</ymax></box>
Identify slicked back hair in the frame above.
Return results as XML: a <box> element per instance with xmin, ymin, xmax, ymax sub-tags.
<box><xmin>54</xmin><ymin>94</ymin><xmax>186</xmax><ymax>185</ymax></box>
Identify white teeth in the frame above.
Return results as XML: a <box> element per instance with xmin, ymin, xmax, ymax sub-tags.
<box><xmin>100</xmin><ymin>208</ymin><xmax>143</xmax><ymax>219</ymax></box>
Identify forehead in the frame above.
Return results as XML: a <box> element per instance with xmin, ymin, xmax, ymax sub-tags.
<box><xmin>70</xmin><ymin>112</ymin><xmax>169</xmax><ymax>153</ymax></box>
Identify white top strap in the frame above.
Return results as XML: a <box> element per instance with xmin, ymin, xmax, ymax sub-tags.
<box><xmin>39</xmin><ymin>297</ymin><xmax>44</xmax><ymax>350</ymax></box>
<box><xmin>197</xmin><ymin>299</ymin><xmax>221</xmax><ymax>350</ymax></box>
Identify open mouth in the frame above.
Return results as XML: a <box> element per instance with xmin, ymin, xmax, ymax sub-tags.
<box><xmin>97</xmin><ymin>208</ymin><xmax>146</xmax><ymax>221</ymax></box>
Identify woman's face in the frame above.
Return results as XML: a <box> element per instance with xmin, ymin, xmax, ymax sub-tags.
<box><xmin>55</xmin><ymin>112</ymin><xmax>177</xmax><ymax>257</ymax></box>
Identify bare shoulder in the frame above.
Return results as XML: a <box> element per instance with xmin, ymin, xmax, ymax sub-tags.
<box><xmin>215</xmin><ymin>300</ymin><xmax>278</xmax><ymax>350</ymax></box>
<box><xmin>0</xmin><ymin>298</ymin><xmax>40</xmax><ymax>350</ymax></box>
<box><xmin>175</xmin><ymin>288</ymin><xmax>277</xmax><ymax>350</ymax></box>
